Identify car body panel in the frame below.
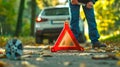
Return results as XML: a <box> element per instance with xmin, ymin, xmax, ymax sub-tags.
<box><xmin>35</xmin><ymin>6</ymin><xmax>85</xmax><ymax>44</ymax></box>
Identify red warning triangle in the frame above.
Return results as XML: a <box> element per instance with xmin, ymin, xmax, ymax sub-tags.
<box><xmin>51</xmin><ymin>21</ymin><xmax>84</xmax><ymax>52</ymax></box>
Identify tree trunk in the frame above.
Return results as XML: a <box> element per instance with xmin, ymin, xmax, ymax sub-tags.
<box><xmin>14</xmin><ymin>0</ymin><xmax>25</xmax><ymax>37</ymax></box>
<box><xmin>30</xmin><ymin>0</ymin><xmax>36</xmax><ymax>36</ymax></box>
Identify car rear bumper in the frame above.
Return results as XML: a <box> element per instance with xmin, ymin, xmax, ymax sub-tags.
<box><xmin>35</xmin><ymin>27</ymin><xmax>63</xmax><ymax>36</ymax></box>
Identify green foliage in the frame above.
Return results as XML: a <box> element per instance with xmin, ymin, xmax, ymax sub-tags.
<box><xmin>0</xmin><ymin>0</ymin><xmax>120</xmax><ymax>36</ymax></box>
<box><xmin>36</xmin><ymin>0</ymin><xmax>59</xmax><ymax>9</ymax></box>
<box><xmin>0</xmin><ymin>36</ymin><xmax>9</xmax><ymax>47</ymax></box>
<box><xmin>18</xmin><ymin>36</ymin><xmax>35</xmax><ymax>45</ymax></box>
<box><xmin>20</xmin><ymin>19</ymin><xmax>30</xmax><ymax>36</ymax></box>
<box><xmin>0</xmin><ymin>0</ymin><xmax>18</xmax><ymax>35</ymax></box>
<box><xmin>101</xmin><ymin>34</ymin><xmax>120</xmax><ymax>47</ymax></box>
<box><xmin>94</xmin><ymin>0</ymin><xmax>120</xmax><ymax>35</ymax></box>
<box><xmin>104</xmin><ymin>34</ymin><xmax>120</xmax><ymax>42</ymax></box>
<box><xmin>0</xmin><ymin>36</ymin><xmax>35</xmax><ymax>47</ymax></box>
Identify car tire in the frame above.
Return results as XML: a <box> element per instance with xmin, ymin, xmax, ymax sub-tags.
<box><xmin>35</xmin><ymin>36</ymin><xmax>43</xmax><ymax>44</ymax></box>
<box><xmin>49</xmin><ymin>39</ymin><xmax>53</xmax><ymax>44</ymax></box>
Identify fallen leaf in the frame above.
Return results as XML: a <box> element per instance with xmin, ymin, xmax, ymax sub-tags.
<box><xmin>115</xmin><ymin>52</ymin><xmax>120</xmax><ymax>60</ymax></box>
<box><xmin>0</xmin><ymin>61</ymin><xmax>6</xmax><ymax>67</ymax></box>
<box><xmin>41</xmin><ymin>54</ymin><xmax>52</xmax><ymax>57</ymax></box>
<box><xmin>89</xmin><ymin>49</ymin><xmax>98</xmax><ymax>53</ymax></box>
<box><xmin>0</xmin><ymin>54</ymin><xmax>6</xmax><ymax>58</ymax></box>
<box><xmin>21</xmin><ymin>55</ymin><xmax>32</xmax><ymax>58</ymax></box>
<box><xmin>92</xmin><ymin>54</ymin><xmax>109</xmax><ymax>60</ymax></box>
<box><xmin>105</xmin><ymin>47</ymin><xmax>114</xmax><ymax>52</ymax></box>
<box><xmin>117</xmin><ymin>61</ymin><xmax>120</xmax><ymax>66</ymax></box>
<box><xmin>63</xmin><ymin>61</ymin><xmax>71</xmax><ymax>66</ymax></box>
<box><xmin>43</xmin><ymin>45</ymin><xmax>51</xmax><ymax>50</ymax></box>
<box><xmin>0</xmin><ymin>49</ymin><xmax>5</xmax><ymax>54</ymax></box>
<box><xmin>79</xmin><ymin>62</ymin><xmax>86</xmax><ymax>67</ymax></box>
<box><xmin>36</xmin><ymin>57</ymin><xmax>44</xmax><ymax>61</ymax></box>
<box><xmin>22</xmin><ymin>61</ymin><xmax>37</xmax><ymax>67</ymax></box>
<box><xmin>108</xmin><ymin>54</ymin><xmax>119</xmax><ymax>60</ymax></box>
<box><xmin>79</xmin><ymin>53</ymin><xmax>92</xmax><ymax>56</ymax></box>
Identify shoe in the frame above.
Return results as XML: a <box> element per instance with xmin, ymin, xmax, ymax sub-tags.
<box><xmin>92</xmin><ymin>42</ymin><xmax>106</xmax><ymax>49</ymax></box>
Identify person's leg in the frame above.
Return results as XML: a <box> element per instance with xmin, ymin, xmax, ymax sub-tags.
<box><xmin>68</xmin><ymin>0</ymin><xmax>81</xmax><ymax>40</ymax></box>
<box><xmin>82</xmin><ymin>6</ymin><xmax>100</xmax><ymax>44</ymax></box>
<box><xmin>82</xmin><ymin>6</ymin><xmax>106</xmax><ymax>48</ymax></box>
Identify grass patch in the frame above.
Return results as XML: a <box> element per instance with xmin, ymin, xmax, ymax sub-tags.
<box><xmin>101</xmin><ymin>34</ymin><xmax>120</xmax><ymax>47</ymax></box>
<box><xmin>102</xmin><ymin>34</ymin><xmax>120</xmax><ymax>42</ymax></box>
<box><xmin>0</xmin><ymin>36</ymin><xmax>36</xmax><ymax>47</ymax></box>
<box><xmin>18</xmin><ymin>36</ymin><xmax>36</xmax><ymax>46</ymax></box>
<box><xmin>104</xmin><ymin>35</ymin><xmax>120</xmax><ymax>41</ymax></box>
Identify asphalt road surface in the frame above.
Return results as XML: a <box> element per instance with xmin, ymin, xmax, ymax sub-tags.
<box><xmin>0</xmin><ymin>46</ymin><xmax>119</xmax><ymax>67</ymax></box>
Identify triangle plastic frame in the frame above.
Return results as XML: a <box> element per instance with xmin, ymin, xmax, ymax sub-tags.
<box><xmin>51</xmin><ymin>21</ymin><xmax>84</xmax><ymax>52</ymax></box>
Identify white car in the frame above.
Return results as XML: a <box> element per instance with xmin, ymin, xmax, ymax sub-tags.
<box><xmin>35</xmin><ymin>6</ymin><xmax>86</xmax><ymax>44</ymax></box>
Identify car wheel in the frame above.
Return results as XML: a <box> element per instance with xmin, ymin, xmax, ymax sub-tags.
<box><xmin>49</xmin><ymin>39</ymin><xmax>53</xmax><ymax>44</ymax></box>
<box><xmin>35</xmin><ymin>36</ymin><xmax>43</xmax><ymax>44</ymax></box>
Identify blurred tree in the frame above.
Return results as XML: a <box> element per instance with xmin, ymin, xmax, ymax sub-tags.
<box><xmin>1</xmin><ymin>0</ymin><xmax>119</xmax><ymax>37</ymax></box>
<box><xmin>94</xmin><ymin>0</ymin><xmax>120</xmax><ymax>35</ymax></box>
<box><xmin>112</xmin><ymin>0</ymin><xmax>120</xmax><ymax>31</ymax></box>
<box><xmin>36</xmin><ymin>0</ymin><xmax>59</xmax><ymax>9</ymax></box>
<box><xmin>29</xmin><ymin>0</ymin><xmax>59</xmax><ymax>36</ymax></box>
<box><xmin>14</xmin><ymin>0</ymin><xmax>25</xmax><ymax>37</ymax></box>
<box><xmin>30</xmin><ymin>0</ymin><xmax>36</xmax><ymax>36</ymax></box>
<box><xmin>0</xmin><ymin>0</ymin><xmax>17</xmax><ymax>36</ymax></box>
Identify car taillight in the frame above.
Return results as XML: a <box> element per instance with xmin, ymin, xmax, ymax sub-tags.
<box><xmin>36</xmin><ymin>30</ymin><xmax>41</xmax><ymax>33</ymax></box>
<box><xmin>36</xmin><ymin>17</ymin><xmax>48</xmax><ymax>22</ymax></box>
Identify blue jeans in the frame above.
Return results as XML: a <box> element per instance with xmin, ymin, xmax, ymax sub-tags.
<box><xmin>68</xmin><ymin>0</ymin><xmax>100</xmax><ymax>44</ymax></box>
